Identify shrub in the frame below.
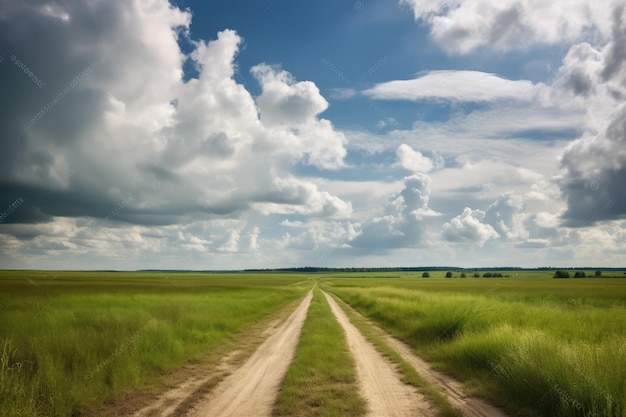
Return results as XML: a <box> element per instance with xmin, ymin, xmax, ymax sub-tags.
<box><xmin>445</xmin><ymin>271</ymin><xmax>453</xmax><ymax>278</ymax></box>
<box><xmin>460</xmin><ymin>273</ymin><xmax>467</xmax><ymax>278</ymax></box>
<box><xmin>473</xmin><ymin>273</ymin><xmax>480</xmax><ymax>278</ymax></box>
<box><xmin>595</xmin><ymin>270</ymin><xmax>602</xmax><ymax>277</ymax></box>
<box><xmin>574</xmin><ymin>271</ymin><xmax>586</xmax><ymax>278</ymax></box>
<box><xmin>553</xmin><ymin>271</ymin><xmax>570</xmax><ymax>278</ymax></box>
<box><xmin>422</xmin><ymin>272</ymin><xmax>430</xmax><ymax>278</ymax></box>
<box><xmin>483</xmin><ymin>272</ymin><xmax>493</xmax><ymax>278</ymax></box>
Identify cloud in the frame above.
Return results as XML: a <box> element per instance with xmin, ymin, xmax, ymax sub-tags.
<box><xmin>442</xmin><ymin>207</ymin><xmax>499</xmax><ymax>244</ymax></box>
<box><xmin>555</xmin><ymin>7</ymin><xmax>626</xmax><ymax>226</ymax></box>
<box><xmin>364</xmin><ymin>71</ymin><xmax>538</xmax><ymax>102</ymax></box>
<box><xmin>0</xmin><ymin>1</ymin><xmax>349</xmax><ymax>237</ymax></box>
<box><xmin>251</xmin><ymin>64</ymin><xmax>347</xmax><ymax>170</ymax></box>
<box><xmin>396</xmin><ymin>144</ymin><xmax>434</xmax><ymax>173</ymax></box>
<box><xmin>252</xmin><ymin>176</ymin><xmax>352</xmax><ymax>218</ymax></box>
<box><xmin>349</xmin><ymin>174</ymin><xmax>438</xmax><ymax>251</ymax></box>
<box><xmin>350</xmin><ymin>174</ymin><xmax>438</xmax><ymax>249</ymax></box>
<box><xmin>400</xmin><ymin>0</ymin><xmax>616</xmax><ymax>54</ymax></box>
<box><xmin>484</xmin><ymin>192</ymin><xmax>528</xmax><ymax>240</ymax></box>
<box><xmin>252</xmin><ymin>64</ymin><xmax>329</xmax><ymax>126</ymax></box>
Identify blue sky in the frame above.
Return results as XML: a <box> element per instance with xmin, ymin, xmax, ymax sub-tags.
<box><xmin>0</xmin><ymin>0</ymin><xmax>625</xmax><ymax>269</ymax></box>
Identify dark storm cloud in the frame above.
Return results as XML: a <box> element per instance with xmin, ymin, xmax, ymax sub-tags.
<box><xmin>0</xmin><ymin>0</ymin><xmax>229</xmax><ymax>232</ymax></box>
<box><xmin>0</xmin><ymin>1</ymin><xmax>124</xmax><ymax>224</ymax></box>
<box><xmin>560</xmin><ymin>107</ymin><xmax>626</xmax><ymax>227</ymax></box>
<box><xmin>559</xmin><ymin>6</ymin><xmax>626</xmax><ymax>227</ymax></box>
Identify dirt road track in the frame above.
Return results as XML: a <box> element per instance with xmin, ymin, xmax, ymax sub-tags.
<box><xmin>323</xmin><ymin>291</ymin><xmax>436</xmax><ymax>417</ymax></box>
<box><xmin>328</xmin><ymin>291</ymin><xmax>509</xmax><ymax>417</ymax></box>
<box><xmin>187</xmin><ymin>290</ymin><xmax>312</xmax><ymax>417</ymax></box>
<box><xmin>381</xmin><ymin>333</ymin><xmax>508</xmax><ymax>417</ymax></box>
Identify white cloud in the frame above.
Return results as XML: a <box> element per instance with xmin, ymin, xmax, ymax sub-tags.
<box><xmin>365</xmin><ymin>71</ymin><xmax>539</xmax><ymax>102</ymax></box>
<box><xmin>253</xmin><ymin>176</ymin><xmax>352</xmax><ymax>218</ymax></box>
<box><xmin>251</xmin><ymin>64</ymin><xmax>347</xmax><ymax>170</ymax></box>
<box><xmin>400</xmin><ymin>0</ymin><xmax>616</xmax><ymax>54</ymax></box>
<box><xmin>396</xmin><ymin>144</ymin><xmax>434</xmax><ymax>173</ymax></box>
<box><xmin>442</xmin><ymin>207</ymin><xmax>499</xmax><ymax>244</ymax></box>
<box><xmin>0</xmin><ymin>0</ymin><xmax>354</xmax><ymax>268</ymax></box>
<box><xmin>252</xmin><ymin>64</ymin><xmax>329</xmax><ymax>126</ymax></box>
<box><xmin>484</xmin><ymin>192</ymin><xmax>528</xmax><ymax>240</ymax></box>
<box><xmin>350</xmin><ymin>174</ymin><xmax>439</xmax><ymax>249</ymax></box>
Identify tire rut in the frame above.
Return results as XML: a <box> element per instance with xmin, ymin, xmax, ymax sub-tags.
<box><xmin>187</xmin><ymin>290</ymin><xmax>313</xmax><ymax>417</ymax></box>
<box><xmin>323</xmin><ymin>291</ymin><xmax>436</xmax><ymax>417</ymax></box>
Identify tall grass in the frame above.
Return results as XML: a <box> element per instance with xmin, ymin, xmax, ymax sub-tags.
<box><xmin>325</xmin><ymin>279</ymin><xmax>626</xmax><ymax>417</ymax></box>
<box><xmin>0</xmin><ymin>271</ymin><xmax>308</xmax><ymax>417</ymax></box>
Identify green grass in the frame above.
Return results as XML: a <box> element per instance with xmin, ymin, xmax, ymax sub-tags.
<box><xmin>0</xmin><ymin>271</ymin><xmax>310</xmax><ymax>417</ymax></box>
<box><xmin>323</xmin><ymin>275</ymin><xmax>626</xmax><ymax>417</ymax></box>
<box><xmin>274</xmin><ymin>286</ymin><xmax>366</xmax><ymax>417</ymax></box>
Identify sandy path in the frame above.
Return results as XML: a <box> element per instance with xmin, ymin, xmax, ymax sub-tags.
<box><xmin>187</xmin><ymin>290</ymin><xmax>313</xmax><ymax>417</ymax></box>
<box><xmin>331</xmin><ymin>293</ymin><xmax>509</xmax><ymax>417</ymax></box>
<box><xmin>322</xmin><ymin>291</ymin><xmax>435</xmax><ymax>417</ymax></box>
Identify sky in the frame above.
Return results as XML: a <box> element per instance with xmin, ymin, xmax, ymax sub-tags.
<box><xmin>0</xmin><ymin>0</ymin><xmax>625</xmax><ymax>270</ymax></box>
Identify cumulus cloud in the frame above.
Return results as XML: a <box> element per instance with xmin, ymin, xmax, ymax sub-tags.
<box><xmin>442</xmin><ymin>207</ymin><xmax>499</xmax><ymax>244</ymax></box>
<box><xmin>396</xmin><ymin>144</ymin><xmax>434</xmax><ymax>173</ymax></box>
<box><xmin>0</xmin><ymin>0</ymin><xmax>349</xmax><ymax>235</ymax></box>
<box><xmin>350</xmin><ymin>174</ymin><xmax>438</xmax><ymax>249</ymax></box>
<box><xmin>400</xmin><ymin>0</ymin><xmax>615</xmax><ymax>54</ymax></box>
<box><xmin>252</xmin><ymin>64</ymin><xmax>329</xmax><ymax>126</ymax></box>
<box><xmin>484</xmin><ymin>192</ymin><xmax>528</xmax><ymax>240</ymax></box>
<box><xmin>253</xmin><ymin>176</ymin><xmax>352</xmax><ymax>218</ymax></box>
<box><xmin>0</xmin><ymin>0</ymin><xmax>358</xmax><ymax>270</ymax></box>
<box><xmin>555</xmin><ymin>6</ymin><xmax>626</xmax><ymax>226</ymax></box>
<box><xmin>365</xmin><ymin>71</ymin><xmax>539</xmax><ymax>102</ymax></box>
<box><xmin>252</xmin><ymin>64</ymin><xmax>347</xmax><ymax>169</ymax></box>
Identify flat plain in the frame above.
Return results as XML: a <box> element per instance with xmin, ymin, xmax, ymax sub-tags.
<box><xmin>1</xmin><ymin>270</ymin><xmax>624</xmax><ymax>417</ymax></box>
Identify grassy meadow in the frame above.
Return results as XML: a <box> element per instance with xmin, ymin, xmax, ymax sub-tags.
<box><xmin>0</xmin><ymin>271</ymin><xmax>310</xmax><ymax>417</ymax></box>
<box><xmin>1</xmin><ymin>269</ymin><xmax>625</xmax><ymax>417</ymax></box>
<box><xmin>322</xmin><ymin>271</ymin><xmax>626</xmax><ymax>417</ymax></box>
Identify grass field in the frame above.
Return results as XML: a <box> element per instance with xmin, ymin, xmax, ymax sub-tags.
<box><xmin>322</xmin><ymin>271</ymin><xmax>626</xmax><ymax>417</ymax></box>
<box><xmin>273</xmin><ymin>286</ymin><xmax>366</xmax><ymax>417</ymax></box>
<box><xmin>0</xmin><ymin>271</ymin><xmax>310</xmax><ymax>417</ymax></box>
<box><xmin>2</xmin><ymin>270</ymin><xmax>625</xmax><ymax>417</ymax></box>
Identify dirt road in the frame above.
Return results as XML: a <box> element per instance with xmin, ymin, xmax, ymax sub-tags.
<box><xmin>381</xmin><ymin>332</ymin><xmax>508</xmax><ymax>417</ymax></box>
<box><xmin>323</xmin><ymin>291</ymin><xmax>436</xmax><ymax>417</ymax></box>
<box><xmin>187</xmin><ymin>290</ymin><xmax>313</xmax><ymax>417</ymax></box>
<box><xmin>328</xmin><ymin>292</ymin><xmax>509</xmax><ymax>417</ymax></box>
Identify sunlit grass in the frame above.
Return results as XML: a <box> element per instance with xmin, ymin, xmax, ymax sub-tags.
<box><xmin>324</xmin><ymin>276</ymin><xmax>626</xmax><ymax>417</ymax></box>
<box><xmin>0</xmin><ymin>271</ymin><xmax>309</xmax><ymax>417</ymax></box>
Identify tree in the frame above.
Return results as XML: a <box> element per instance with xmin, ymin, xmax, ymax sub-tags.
<box><xmin>473</xmin><ymin>273</ymin><xmax>480</xmax><ymax>278</ymax></box>
<box><xmin>595</xmin><ymin>270</ymin><xmax>602</xmax><ymax>277</ymax></box>
<box><xmin>460</xmin><ymin>272</ymin><xmax>467</xmax><ymax>278</ymax></box>
<box><xmin>574</xmin><ymin>271</ymin><xmax>586</xmax><ymax>278</ymax></box>
<box><xmin>553</xmin><ymin>270</ymin><xmax>570</xmax><ymax>278</ymax></box>
<box><xmin>483</xmin><ymin>272</ymin><xmax>493</xmax><ymax>278</ymax></box>
<box><xmin>422</xmin><ymin>272</ymin><xmax>430</xmax><ymax>278</ymax></box>
<box><xmin>445</xmin><ymin>271</ymin><xmax>453</xmax><ymax>278</ymax></box>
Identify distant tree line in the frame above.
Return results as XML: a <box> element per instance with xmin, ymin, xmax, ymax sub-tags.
<box><xmin>553</xmin><ymin>270</ymin><xmax>603</xmax><ymax>278</ymax></box>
